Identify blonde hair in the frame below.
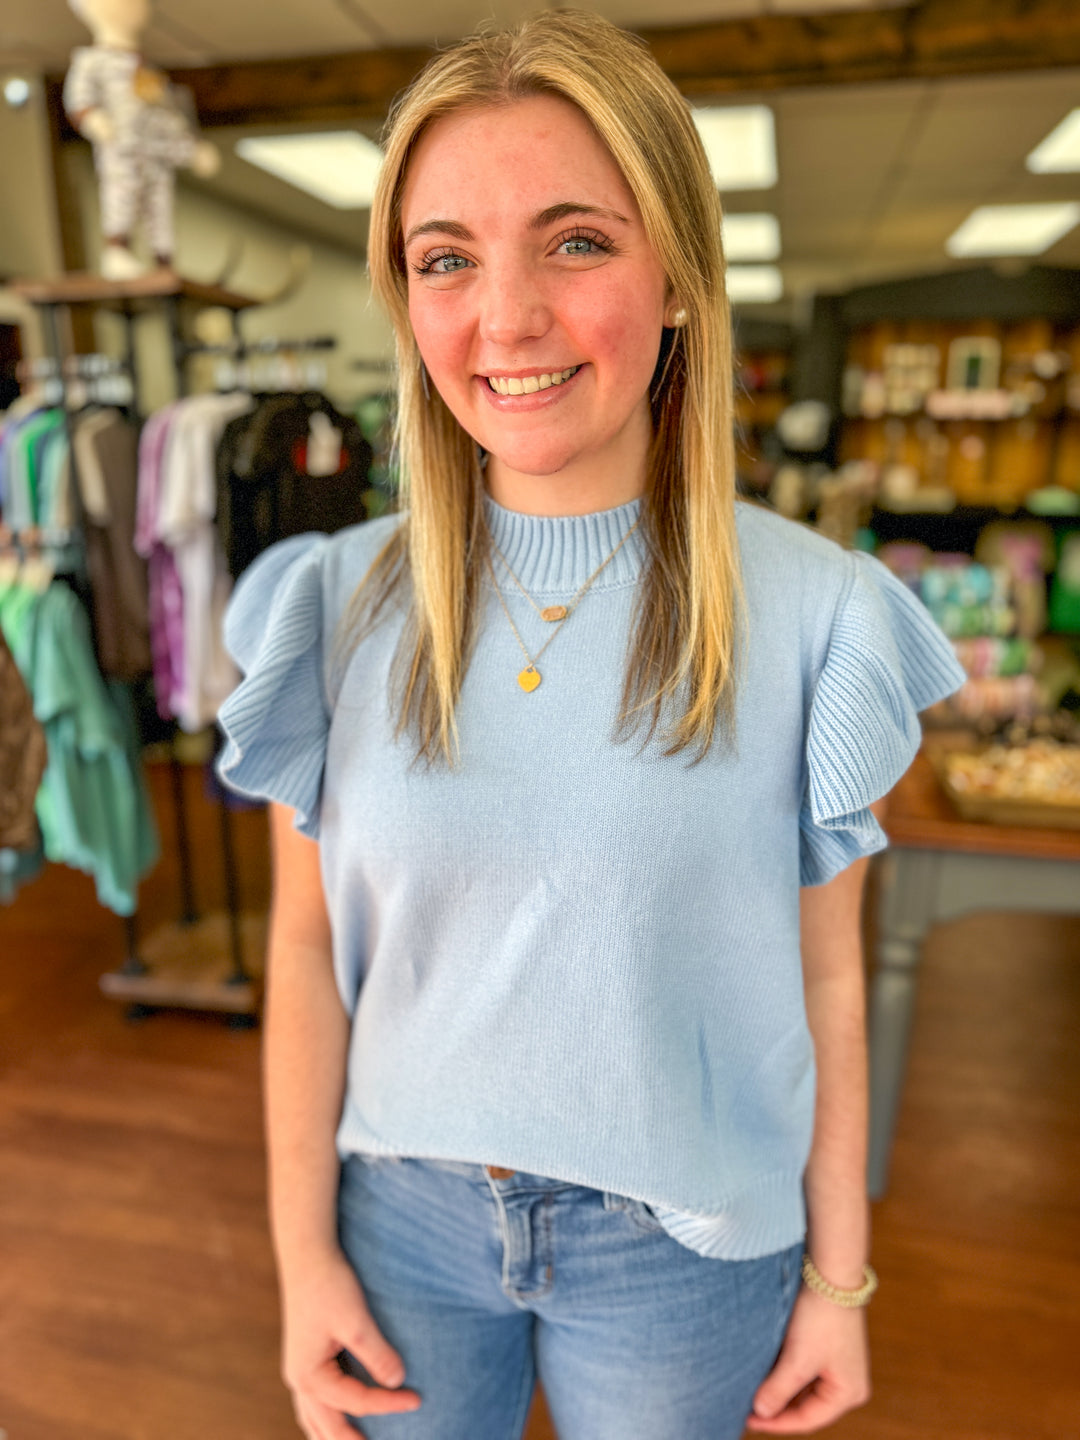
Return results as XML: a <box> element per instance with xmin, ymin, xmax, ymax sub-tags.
<box><xmin>350</xmin><ymin>8</ymin><xmax>742</xmax><ymax>768</ymax></box>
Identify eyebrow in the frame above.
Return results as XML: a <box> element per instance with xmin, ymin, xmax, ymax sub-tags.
<box><xmin>403</xmin><ymin>203</ymin><xmax>630</xmax><ymax>248</ymax></box>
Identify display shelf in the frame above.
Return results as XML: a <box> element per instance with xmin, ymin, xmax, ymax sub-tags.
<box><xmin>734</xmin><ymin>335</ymin><xmax>792</xmax><ymax>486</ymax></box>
<box><xmin>12</xmin><ymin>271</ymin><xmax>260</xmax><ymax>312</ymax></box>
<box><xmin>869</xmin><ymin>505</ymin><xmax>1080</xmax><ymax>553</ymax></box>
<box><xmin>840</xmin><ymin>316</ymin><xmax>1080</xmax><ymax>500</ymax></box>
<box><xmin>99</xmin><ymin>912</ymin><xmax>266</xmax><ymax>1018</ymax></box>
<box><xmin>14</xmin><ymin>278</ymin><xmax>263</xmax><ymax>1019</ymax></box>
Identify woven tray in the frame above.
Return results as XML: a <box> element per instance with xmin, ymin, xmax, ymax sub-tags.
<box><xmin>936</xmin><ymin>767</ymin><xmax>1080</xmax><ymax>831</ymax></box>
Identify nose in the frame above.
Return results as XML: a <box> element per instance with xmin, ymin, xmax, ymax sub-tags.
<box><xmin>477</xmin><ymin>260</ymin><xmax>552</xmax><ymax>347</ymax></box>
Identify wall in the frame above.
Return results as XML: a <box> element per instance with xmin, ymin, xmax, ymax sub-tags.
<box><xmin>65</xmin><ymin>143</ymin><xmax>394</xmax><ymax>414</ymax></box>
<box><xmin>0</xmin><ymin>77</ymin><xmax>64</xmax><ymax>361</ymax></box>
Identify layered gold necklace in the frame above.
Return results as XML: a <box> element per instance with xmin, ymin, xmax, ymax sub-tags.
<box><xmin>483</xmin><ymin>517</ymin><xmax>641</xmax><ymax>691</ymax></box>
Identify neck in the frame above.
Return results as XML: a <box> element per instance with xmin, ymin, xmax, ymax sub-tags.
<box><xmin>92</xmin><ymin>26</ymin><xmax>140</xmax><ymax>50</ymax></box>
<box><xmin>483</xmin><ymin>404</ymin><xmax>651</xmax><ymax>517</ymax></box>
<box><xmin>484</xmin><ymin>471</ymin><xmax>645</xmax><ymax>517</ymax></box>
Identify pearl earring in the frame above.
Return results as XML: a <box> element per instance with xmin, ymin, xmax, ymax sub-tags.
<box><xmin>670</xmin><ymin>307</ymin><xmax>688</xmax><ymax>327</ymax></box>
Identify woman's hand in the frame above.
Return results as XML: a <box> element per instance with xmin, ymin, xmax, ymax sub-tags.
<box><xmin>745</xmin><ymin>1288</ymin><xmax>871</xmax><ymax>1433</ymax></box>
<box><xmin>281</xmin><ymin>1246</ymin><xmax>421</xmax><ymax>1440</ymax></box>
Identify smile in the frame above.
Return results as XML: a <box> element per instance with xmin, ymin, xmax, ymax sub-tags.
<box><xmin>485</xmin><ymin>366</ymin><xmax>581</xmax><ymax>396</ymax></box>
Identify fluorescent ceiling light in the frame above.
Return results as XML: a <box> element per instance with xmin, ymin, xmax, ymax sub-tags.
<box><xmin>235</xmin><ymin>131</ymin><xmax>383</xmax><ymax>209</ymax></box>
<box><xmin>722</xmin><ymin>213</ymin><xmax>781</xmax><ymax>262</ymax></box>
<box><xmin>726</xmin><ymin>265</ymin><xmax>783</xmax><ymax>304</ymax></box>
<box><xmin>945</xmin><ymin>203</ymin><xmax>1080</xmax><ymax>257</ymax></box>
<box><xmin>4</xmin><ymin>77</ymin><xmax>31</xmax><ymax>109</ymax></box>
<box><xmin>1027</xmin><ymin>109</ymin><xmax>1080</xmax><ymax>173</ymax></box>
<box><xmin>693</xmin><ymin>106</ymin><xmax>777</xmax><ymax>190</ymax></box>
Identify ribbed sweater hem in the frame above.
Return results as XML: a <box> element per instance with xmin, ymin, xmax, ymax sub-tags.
<box><xmin>338</xmin><ymin>1123</ymin><xmax>805</xmax><ymax>1261</ymax></box>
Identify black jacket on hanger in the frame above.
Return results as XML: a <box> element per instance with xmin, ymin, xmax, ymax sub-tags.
<box><xmin>216</xmin><ymin>392</ymin><xmax>373</xmax><ymax>579</ymax></box>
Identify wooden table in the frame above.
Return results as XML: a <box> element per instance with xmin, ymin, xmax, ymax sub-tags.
<box><xmin>869</xmin><ymin>748</ymin><xmax>1080</xmax><ymax>1197</ymax></box>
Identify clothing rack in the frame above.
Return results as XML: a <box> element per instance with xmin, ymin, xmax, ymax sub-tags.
<box><xmin>197</xmin><ymin>334</ymin><xmax>338</xmax><ymax>396</ymax></box>
<box><xmin>17</xmin><ymin>354</ymin><xmax>137</xmax><ymax>417</ymax></box>
<box><xmin>11</xmin><ymin>274</ymin><xmax>268</xmax><ymax>1022</ymax></box>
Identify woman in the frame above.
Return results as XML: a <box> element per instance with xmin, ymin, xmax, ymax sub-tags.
<box><xmin>217</xmin><ymin>12</ymin><xmax>964</xmax><ymax>1440</ymax></box>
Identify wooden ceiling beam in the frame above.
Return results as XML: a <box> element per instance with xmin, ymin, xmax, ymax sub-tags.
<box><xmin>169</xmin><ymin>46</ymin><xmax>432</xmax><ymax>128</ymax></box>
<box><xmin>650</xmin><ymin>0</ymin><xmax>1080</xmax><ymax>97</ymax></box>
<box><xmin>48</xmin><ymin>0</ymin><xmax>1080</xmax><ymax>134</ymax></box>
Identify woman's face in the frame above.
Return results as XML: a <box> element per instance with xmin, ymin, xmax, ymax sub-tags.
<box><xmin>399</xmin><ymin>93</ymin><xmax>678</xmax><ymax>510</ymax></box>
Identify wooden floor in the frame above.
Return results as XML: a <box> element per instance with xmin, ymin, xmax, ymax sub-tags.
<box><xmin>1</xmin><ymin>761</ymin><xmax>1078</xmax><ymax>1440</ymax></box>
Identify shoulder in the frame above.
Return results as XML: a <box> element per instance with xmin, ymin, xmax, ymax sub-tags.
<box><xmin>223</xmin><ymin>513</ymin><xmax>406</xmax><ymax>668</ymax></box>
<box><xmin>735</xmin><ymin>499</ymin><xmax>856</xmax><ymax>620</ymax></box>
<box><xmin>317</xmin><ymin>512</ymin><xmax>407</xmax><ymax>627</ymax></box>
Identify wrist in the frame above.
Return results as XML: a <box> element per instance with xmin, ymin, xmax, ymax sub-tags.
<box><xmin>804</xmin><ymin>1256</ymin><xmax>869</xmax><ymax>1290</ymax></box>
<box><xmin>801</xmin><ymin>1254</ymin><xmax>878</xmax><ymax>1308</ymax></box>
<box><xmin>804</xmin><ymin>1212</ymin><xmax>870</xmax><ymax>1290</ymax></box>
<box><xmin>270</xmin><ymin>1201</ymin><xmax>345</xmax><ymax>1279</ymax></box>
<box><xmin>275</xmin><ymin>1234</ymin><xmax>347</xmax><ymax>1286</ymax></box>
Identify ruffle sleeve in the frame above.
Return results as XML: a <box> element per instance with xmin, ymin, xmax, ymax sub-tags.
<box><xmin>215</xmin><ymin>533</ymin><xmax>330</xmax><ymax>839</ymax></box>
<box><xmin>800</xmin><ymin>550</ymin><xmax>967</xmax><ymax>886</ymax></box>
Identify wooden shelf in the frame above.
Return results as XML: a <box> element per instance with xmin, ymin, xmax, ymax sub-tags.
<box><xmin>99</xmin><ymin>911</ymin><xmax>267</xmax><ymax>1016</ymax></box>
<box><xmin>12</xmin><ymin>270</ymin><xmax>260</xmax><ymax>312</ymax></box>
<box><xmin>883</xmin><ymin>748</ymin><xmax>1080</xmax><ymax>861</ymax></box>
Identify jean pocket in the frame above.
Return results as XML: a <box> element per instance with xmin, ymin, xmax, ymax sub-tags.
<box><xmin>348</xmin><ymin>1151</ymin><xmax>404</xmax><ymax>1173</ymax></box>
<box><xmin>602</xmin><ymin>1190</ymin><xmax>667</xmax><ymax>1234</ymax></box>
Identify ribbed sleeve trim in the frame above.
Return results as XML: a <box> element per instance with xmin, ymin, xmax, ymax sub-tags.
<box><xmin>799</xmin><ymin>550</ymin><xmax>967</xmax><ymax>886</ymax></box>
<box><xmin>215</xmin><ymin>533</ymin><xmax>329</xmax><ymax>839</ymax></box>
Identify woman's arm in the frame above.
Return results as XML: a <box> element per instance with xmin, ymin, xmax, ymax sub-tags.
<box><xmin>747</xmin><ymin>832</ymin><xmax>879</xmax><ymax>1434</ymax></box>
<box><xmin>264</xmin><ymin>800</ymin><xmax>350</xmax><ymax>1276</ymax></box>
<box><xmin>264</xmin><ymin>802</ymin><xmax>421</xmax><ymax>1439</ymax></box>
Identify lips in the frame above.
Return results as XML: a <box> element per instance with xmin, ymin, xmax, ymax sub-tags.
<box><xmin>478</xmin><ymin>365</ymin><xmax>587</xmax><ymax>411</ymax></box>
<box><xmin>484</xmin><ymin>365</ymin><xmax>582</xmax><ymax>396</ymax></box>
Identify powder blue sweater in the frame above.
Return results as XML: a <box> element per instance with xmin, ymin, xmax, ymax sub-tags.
<box><xmin>217</xmin><ymin>495</ymin><xmax>965</xmax><ymax>1260</ymax></box>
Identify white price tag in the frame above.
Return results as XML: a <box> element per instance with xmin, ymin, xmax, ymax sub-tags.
<box><xmin>307</xmin><ymin>411</ymin><xmax>343</xmax><ymax>477</ymax></box>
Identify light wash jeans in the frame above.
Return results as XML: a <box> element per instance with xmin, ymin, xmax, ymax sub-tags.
<box><xmin>337</xmin><ymin>1154</ymin><xmax>802</xmax><ymax>1440</ymax></box>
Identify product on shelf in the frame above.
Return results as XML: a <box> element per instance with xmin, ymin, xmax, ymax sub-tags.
<box><xmin>942</xmin><ymin>740</ymin><xmax>1080</xmax><ymax>807</ymax></box>
<box><xmin>1048</xmin><ymin>531</ymin><xmax>1080</xmax><ymax>634</ymax></box>
<box><xmin>920</xmin><ymin>556</ymin><xmax>1015</xmax><ymax>638</ymax></box>
<box><xmin>841</xmin><ymin>316</ymin><xmax>1080</xmax><ymax>512</ymax></box>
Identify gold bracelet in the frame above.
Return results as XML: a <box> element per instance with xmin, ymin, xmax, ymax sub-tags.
<box><xmin>801</xmin><ymin>1255</ymin><xmax>879</xmax><ymax>1308</ymax></box>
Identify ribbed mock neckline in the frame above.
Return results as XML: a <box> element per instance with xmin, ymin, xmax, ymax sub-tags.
<box><xmin>481</xmin><ymin>491</ymin><xmax>648</xmax><ymax>596</ymax></box>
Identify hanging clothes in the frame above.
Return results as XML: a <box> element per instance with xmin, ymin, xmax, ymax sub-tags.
<box><xmin>135</xmin><ymin>401</ymin><xmax>186</xmax><ymax>721</ymax></box>
<box><xmin>0</xmin><ymin>625</ymin><xmax>46</xmax><ymax>851</ymax></box>
<box><xmin>0</xmin><ymin>404</ymin><xmax>152</xmax><ymax>679</ymax></box>
<box><xmin>0</xmin><ymin>574</ymin><xmax>159</xmax><ymax>916</ymax></box>
<box><xmin>72</xmin><ymin>408</ymin><xmax>151</xmax><ymax>679</ymax></box>
<box><xmin>0</xmin><ymin>407</ymin><xmax>69</xmax><ymax>532</ymax></box>
<box><xmin>215</xmin><ymin>391</ymin><xmax>371</xmax><ymax>579</ymax></box>
<box><xmin>136</xmin><ymin>391</ymin><xmax>252</xmax><ymax>731</ymax></box>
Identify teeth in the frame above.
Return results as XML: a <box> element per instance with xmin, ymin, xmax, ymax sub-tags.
<box><xmin>488</xmin><ymin>366</ymin><xmax>579</xmax><ymax>396</ymax></box>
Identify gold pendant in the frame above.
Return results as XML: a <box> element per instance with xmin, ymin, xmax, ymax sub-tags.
<box><xmin>540</xmin><ymin>605</ymin><xmax>568</xmax><ymax>622</ymax></box>
<box><xmin>518</xmin><ymin>666</ymin><xmax>541</xmax><ymax>692</ymax></box>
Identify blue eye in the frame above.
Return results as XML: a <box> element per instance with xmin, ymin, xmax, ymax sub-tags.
<box><xmin>413</xmin><ymin>250</ymin><xmax>471</xmax><ymax>276</ymax></box>
<box><xmin>554</xmin><ymin>229</ymin><xmax>615</xmax><ymax>259</ymax></box>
